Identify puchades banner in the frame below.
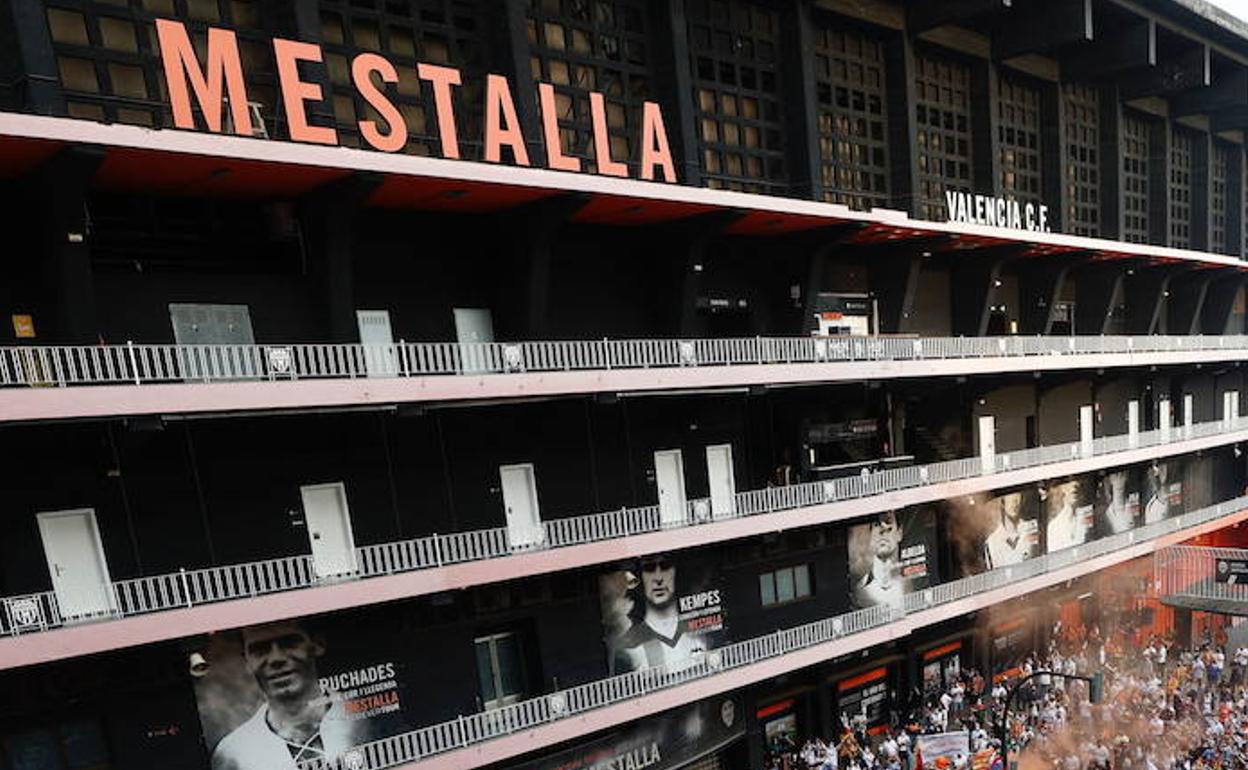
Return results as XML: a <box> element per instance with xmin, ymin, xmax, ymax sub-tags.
<box><xmin>834</xmin><ymin>665</ymin><xmax>895</xmax><ymax>735</ymax></box>
<box><xmin>509</xmin><ymin>696</ymin><xmax>746</xmax><ymax>770</ymax></box>
<box><xmin>947</xmin><ymin>488</ymin><xmax>1040</xmax><ymax>576</ymax></box>
<box><xmin>847</xmin><ymin>508</ymin><xmax>938</xmax><ymax>609</ymax></box>
<box><xmin>600</xmin><ymin>552</ymin><xmax>727</xmax><ymax>675</ymax></box>
<box><xmin>1042</xmin><ymin>477</ymin><xmax>1094</xmax><ymax>553</ymax></box>
<box><xmin>193</xmin><ymin>619</ymin><xmax>411</xmax><ymax>770</ymax></box>
<box><xmin>1094</xmin><ymin>468</ymin><xmax>1141</xmax><ymax>535</ymax></box>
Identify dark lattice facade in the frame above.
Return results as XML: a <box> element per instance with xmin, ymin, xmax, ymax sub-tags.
<box><xmin>526</xmin><ymin>0</ymin><xmax>653</xmax><ymax>173</ymax></box>
<box><xmin>320</xmin><ymin>0</ymin><xmax>488</xmax><ymax>154</ymax></box>
<box><xmin>1121</xmin><ymin>112</ymin><xmax>1150</xmax><ymax>244</ymax></box>
<box><xmin>1170</xmin><ymin>128</ymin><xmax>1194</xmax><ymax>249</ymax></box>
<box><xmin>914</xmin><ymin>53</ymin><xmax>972</xmax><ymax>221</ymax></box>
<box><xmin>44</xmin><ymin>0</ymin><xmax>279</xmax><ymax>130</ymax></box>
<box><xmin>687</xmin><ymin>0</ymin><xmax>787</xmax><ymax>194</ymax></box>
<box><xmin>812</xmin><ymin>23</ymin><xmax>889</xmax><ymax>210</ymax></box>
<box><xmin>1062</xmin><ymin>83</ymin><xmax>1100</xmax><ymax>237</ymax></box>
<box><xmin>1212</xmin><ymin>142</ymin><xmax>1229</xmax><ymax>254</ymax></box>
<box><xmin>997</xmin><ymin>76</ymin><xmax>1041</xmax><ymax>200</ymax></box>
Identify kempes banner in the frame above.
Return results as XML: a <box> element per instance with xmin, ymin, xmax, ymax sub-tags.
<box><xmin>1043</xmin><ymin>477</ymin><xmax>1094</xmax><ymax>553</ymax></box>
<box><xmin>848</xmin><ymin>508</ymin><xmax>938</xmax><ymax>609</ymax></box>
<box><xmin>194</xmin><ymin>619</ymin><xmax>410</xmax><ymax>770</ymax></box>
<box><xmin>509</xmin><ymin>696</ymin><xmax>745</xmax><ymax>770</ymax></box>
<box><xmin>600</xmin><ymin>553</ymin><xmax>727</xmax><ymax>675</ymax></box>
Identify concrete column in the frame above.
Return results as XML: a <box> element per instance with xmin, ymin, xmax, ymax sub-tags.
<box><xmin>1080</xmin><ymin>405</ymin><xmax>1095</xmax><ymax>457</ymax></box>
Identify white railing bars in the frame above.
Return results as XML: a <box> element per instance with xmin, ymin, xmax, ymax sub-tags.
<box><xmin>4</xmin><ymin>333</ymin><xmax>1248</xmax><ymax>388</ymax></box>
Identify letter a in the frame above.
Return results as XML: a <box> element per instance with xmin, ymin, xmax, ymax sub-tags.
<box><xmin>640</xmin><ymin>101</ymin><xmax>677</xmax><ymax>182</ymax></box>
<box><xmin>484</xmin><ymin>74</ymin><xmax>530</xmax><ymax>166</ymax></box>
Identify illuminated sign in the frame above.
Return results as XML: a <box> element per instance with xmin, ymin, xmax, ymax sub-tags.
<box><xmin>944</xmin><ymin>190</ymin><xmax>1052</xmax><ymax>233</ymax></box>
<box><xmin>154</xmin><ymin>19</ymin><xmax>677</xmax><ymax>183</ymax></box>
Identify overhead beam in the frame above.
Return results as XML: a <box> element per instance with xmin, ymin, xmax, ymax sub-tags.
<box><xmin>1172</xmin><ymin>68</ymin><xmax>1248</xmax><ymax>118</ymax></box>
<box><xmin>1211</xmin><ymin>104</ymin><xmax>1248</xmax><ymax>132</ymax></box>
<box><xmin>992</xmin><ymin>0</ymin><xmax>1092</xmax><ymax>61</ymax></box>
<box><xmin>907</xmin><ymin>0</ymin><xmax>1011</xmax><ymax>35</ymax></box>
<box><xmin>1063</xmin><ymin>19</ymin><xmax>1155</xmax><ymax>81</ymax></box>
<box><xmin>1120</xmin><ymin>43</ymin><xmax>1210</xmax><ymax>100</ymax></box>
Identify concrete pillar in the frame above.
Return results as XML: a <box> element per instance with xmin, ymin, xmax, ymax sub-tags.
<box><xmin>299</xmin><ymin>173</ymin><xmax>383</xmax><ymax>342</ymax></box>
<box><xmin>1080</xmin><ymin>405</ymin><xmax>1095</xmax><ymax>457</ymax></box>
<box><xmin>1074</xmin><ymin>264</ymin><xmax>1126</xmax><ymax>335</ymax></box>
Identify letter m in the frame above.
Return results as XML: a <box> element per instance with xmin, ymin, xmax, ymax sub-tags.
<box><xmin>156</xmin><ymin>19</ymin><xmax>252</xmax><ymax>134</ymax></box>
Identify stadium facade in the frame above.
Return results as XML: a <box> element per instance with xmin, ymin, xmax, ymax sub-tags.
<box><xmin>6</xmin><ymin>0</ymin><xmax>1248</xmax><ymax>768</ymax></box>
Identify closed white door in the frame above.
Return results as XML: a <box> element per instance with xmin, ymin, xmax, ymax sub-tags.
<box><xmin>301</xmin><ymin>483</ymin><xmax>358</xmax><ymax>577</ymax></box>
<box><xmin>454</xmin><ymin>308</ymin><xmax>495</xmax><ymax>373</ymax></box>
<box><xmin>37</xmin><ymin>509</ymin><xmax>115</xmax><ymax>620</ymax></box>
<box><xmin>356</xmin><ymin>309</ymin><xmax>397</xmax><ymax>378</ymax></box>
<box><xmin>706</xmin><ymin>444</ymin><xmax>736</xmax><ymax>517</ymax></box>
<box><xmin>977</xmin><ymin>415</ymin><xmax>996</xmax><ymax>474</ymax></box>
<box><xmin>500</xmin><ymin>464</ymin><xmax>543</xmax><ymax>548</ymax></box>
<box><xmin>654</xmin><ymin>449</ymin><xmax>688</xmax><ymax>528</ymax></box>
<box><xmin>1079</xmin><ymin>405</ymin><xmax>1094</xmax><ymax>456</ymax></box>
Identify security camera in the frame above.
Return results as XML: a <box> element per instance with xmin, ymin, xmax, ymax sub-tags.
<box><xmin>188</xmin><ymin>651</ymin><xmax>210</xmax><ymax>678</ymax></box>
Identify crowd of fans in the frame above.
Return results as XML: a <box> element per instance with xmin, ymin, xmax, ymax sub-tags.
<box><xmin>766</xmin><ymin>619</ymin><xmax>1248</xmax><ymax>770</ymax></box>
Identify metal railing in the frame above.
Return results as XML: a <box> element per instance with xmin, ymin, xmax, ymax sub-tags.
<box><xmin>1155</xmin><ymin>544</ymin><xmax>1248</xmax><ymax>606</ymax></box>
<box><xmin>3</xmin><ymin>333</ymin><xmax>1248</xmax><ymax>388</ymax></box>
<box><xmin>3</xmin><ymin>407</ymin><xmax>1246</xmax><ymax>641</ymax></box>
<box><xmin>293</xmin><ymin>496</ymin><xmax>1248</xmax><ymax>770</ymax></box>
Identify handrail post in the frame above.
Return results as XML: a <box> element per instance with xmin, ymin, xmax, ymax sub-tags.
<box><xmin>179</xmin><ymin>567</ymin><xmax>193</xmax><ymax>609</ymax></box>
<box><xmin>127</xmin><ymin>340</ymin><xmax>141</xmax><ymax>385</ymax></box>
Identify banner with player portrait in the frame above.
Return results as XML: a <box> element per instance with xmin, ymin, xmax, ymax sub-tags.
<box><xmin>599</xmin><ymin>553</ymin><xmax>728</xmax><ymax>675</ymax></box>
<box><xmin>848</xmin><ymin>508</ymin><xmax>939</xmax><ymax>609</ymax></box>
<box><xmin>1143</xmin><ymin>460</ymin><xmax>1183</xmax><ymax>525</ymax></box>
<box><xmin>946</xmin><ymin>488</ymin><xmax>1040</xmax><ymax>576</ymax></box>
<box><xmin>1095</xmin><ymin>468</ymin><xmax>1141</xmax><ymax>536</ymax></box>
<box><xmin>1043</xmin><ymin>476</ymin><xmax>1094</xmax><ymax>553</ymax></box>
<box><xmin>192</xmin><ymin>618</ymin><xmax>414</xmax><ymax>770</ymax></box>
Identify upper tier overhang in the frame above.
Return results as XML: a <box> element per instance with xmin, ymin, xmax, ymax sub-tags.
<box><xmin>0</xmin><ymin>111</ymin><xmax>1245</xmax><ymax>268</ymax></box>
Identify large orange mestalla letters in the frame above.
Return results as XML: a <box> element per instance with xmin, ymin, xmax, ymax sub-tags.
<box><xmin>154</xmin><ymin>18</ymin><xmax>677</xmax><ymax>182</ymax></box>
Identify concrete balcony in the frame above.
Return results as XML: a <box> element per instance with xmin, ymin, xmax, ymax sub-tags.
<box><xmin>4</xmin><ymin>333</ymin><xmax>1248</xmax><ymax>421</ymax></box>
<box><xmin>4</xmin><ymin>409</ymin><xmax>1247</xmax><ymax>671</ymax></box>
<box><xmin>301</xmin><ymin>496</ymin><xmax>1248</xmax><ymax>770</ymax></box>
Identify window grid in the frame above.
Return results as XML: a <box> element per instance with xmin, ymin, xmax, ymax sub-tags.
<box><xmin>759</xmin><ymin>563</ymin><xmax>813</xmax><ymax>607</ymax></box>
<box><xmin>997</xmin><ymin>76</ymin><xmax>1041</xmax><ymax>200</ymax></box>
<box><xmin>1062</xmin><ymin>83</ymin><xmax>1100</xmax><ymax>237</ymax></box>
<box><xmin>914</xmin><ymin>53</ymin><xmax>972</xmax><ymax>222</ymax></box>
<box><xmin>687</xmin><ymin>0</ymin><xmax>788</xmax><ymax>195</ymax></box>
<box><xmin>526</xmin><ymin>0</ymin><xmax>653</xmax><ymax>174</ymax></box>
<box><xmin>1169</xmin><ymin>128</ymin><xmax>1194</xmax><ymax>249</ymax></box>
<box><xmin>812</xmin><ymin>24</ymin><xmax>889</xmax><ymax>210</ymax></box>
<box><xmin>44</xmin><ymin>0</ymin><xmax>278</xmax><ymax>131</ymax></box>
<box><xmin>1121</xmin><ymin>113</ymin><xmax>1151</xmax><ymax>245</ymax></box>
<box><xmin>474</xmin><ymin>632</ymin><xmax>525</xmax><ymax>710</ymax></box>
<box><xmin>319</xmin><ymin>0</ymin><xmax>488</xmax><ymax>155</ymax></box>
<box><xmin>1212</xmin><ymin>142</ymin><xmax>1229</xmax><ymax>254</ymax></box>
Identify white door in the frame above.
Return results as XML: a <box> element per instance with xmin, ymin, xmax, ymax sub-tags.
<box><xmin>977</xmin><ymin>415</ymin><xmax>996</xmax><ymax>474</ymax></box>
<box><xmin>1159</xmin><ymin>398</ymin><xmax>1172</xmax><ymax>442</ymax></box>
<box><xmin>706</xmin><ymin>444</ymin><xmax>736</xmax><ymax>518</ymax></box>
<box><xmin>1079</xmin><ymin>405</ymin><xmax>1095</xmax><ymax>456</ymax></box>
<box><xmin>454</xmin><ymin>307</ymin><xmax>495</xmax><ymax>374</ymax></box>
<box><xmin>356</xmin><ymin>309</ymin><xmax>397</xmax><ymax>378</ymax></box>
<box><xmin>654</xmin><ymin>449</ymin><xmax>688</xmax><ymax>528</ymax></box>
<box><xmin>1127</xmin><ymin>400</ymin><xmax>1140</xmax><ymax>447</ymax></box>
<box><xmin>300</xmin><ymin>483</ymin><xmax>358</xmax><ymax>577</ymax></box>
<box><xmin>500</xmin><ymin>464</ymin><xmax>543</xmax><ymax>548</ymax></box>
<box><xmin>37</xmin><ymin>509</ymin><xmax>115</xmax><ymax>620</ymax></box>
